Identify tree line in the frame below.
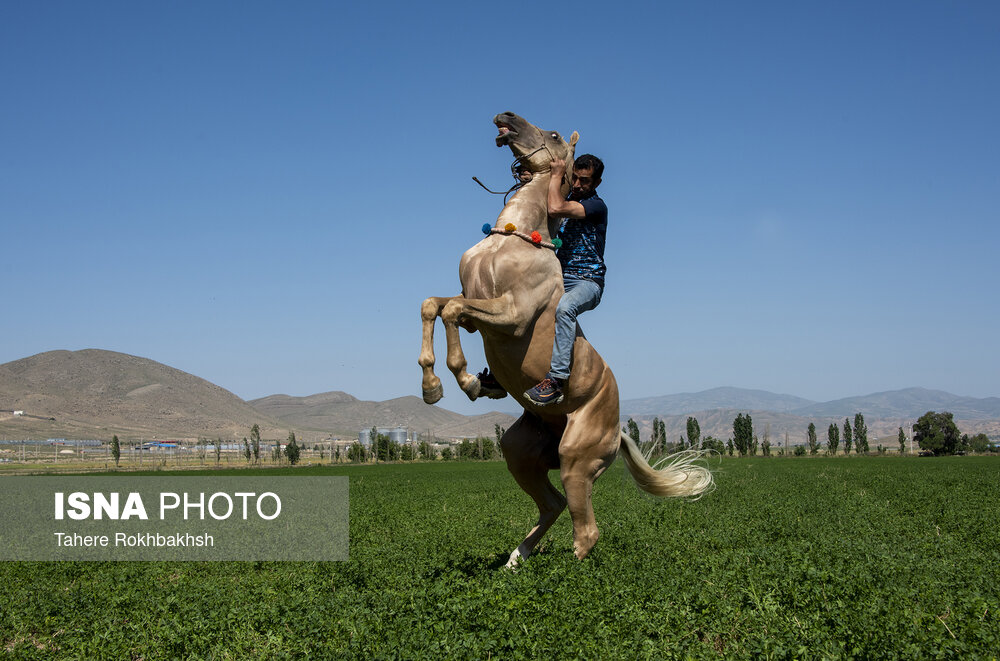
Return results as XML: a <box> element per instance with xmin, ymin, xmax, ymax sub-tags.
<box><xmin>622</xmin><ymin>411</ymin><xmax>994</xmax><ymax>458</ymax></box>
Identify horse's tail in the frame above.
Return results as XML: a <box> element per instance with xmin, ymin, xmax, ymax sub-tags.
<box><xmin>618</xmin><ymin>432</ymin><xmax>715</xmax><ymax>498</ymax></box>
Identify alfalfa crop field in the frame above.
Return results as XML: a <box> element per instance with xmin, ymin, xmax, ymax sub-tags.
<box><xmin>2</xmin><ymin>456</ymin><xmax>998</xmax><ymax>659</ymax></box>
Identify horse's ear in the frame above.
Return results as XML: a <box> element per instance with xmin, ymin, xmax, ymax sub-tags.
<box><xmin>570</xmin><ymin>131</ymin><xmax>579</xmax><ymax>146</ymax></box>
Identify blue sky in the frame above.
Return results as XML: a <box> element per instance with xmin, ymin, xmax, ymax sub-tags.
<box><xmin>2</xmin><ymin>1</ymin><xmax>997</xmax><ymax>415</ymax></box>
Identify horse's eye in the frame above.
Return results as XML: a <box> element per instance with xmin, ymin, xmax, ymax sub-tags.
<box><xmin>551</xmin><ymin>132</ymin><xmax>559</xmax><ymax>139</ymax></box>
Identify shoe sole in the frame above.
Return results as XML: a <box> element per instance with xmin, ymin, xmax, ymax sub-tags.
<box><xmin>480</xmin><ymin>387</ymin><xmax>508</xmax><ymax>399</ymax></box>
<box><xmin>523</xmin><ymin>391</ymin><xmax>564</xmax><ymax>406</ymax></box>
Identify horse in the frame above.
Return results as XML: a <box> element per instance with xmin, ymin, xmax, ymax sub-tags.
<box><xmin>419</xmin><ymin>112</ymin><xmax>712</xmax><ymax>567</ymax></box>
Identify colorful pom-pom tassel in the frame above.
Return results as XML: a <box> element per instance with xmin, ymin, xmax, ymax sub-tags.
<box><xmin>482</xmin><ymin>223</ymin><xmax>491</xmax><ymax>235</ymax></box>
<box><xmin>504</xmin><ymin>222</ymin><xmax>516</xmax><ymax>232</ymax></box>
<box><xmin>530</xmin><ymin>231</ymin><xmax>542</xmax><ymax>243</ymax></box>
<box><xmin>552</xmin><ymin>238</ymin><xmax>563</xmax><ymax>249</ymax></box>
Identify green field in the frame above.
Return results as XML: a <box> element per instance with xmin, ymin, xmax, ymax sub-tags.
<box><xmin>2</xmin><ymin>457</ymin><xmax>998</xmax><ymax>659</ymax></box>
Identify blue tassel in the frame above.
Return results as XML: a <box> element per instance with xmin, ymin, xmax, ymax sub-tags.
<box><xmin>482</xmin><ymin>223</ymin><xmax>491</xmax><ymax>235</ymax></box>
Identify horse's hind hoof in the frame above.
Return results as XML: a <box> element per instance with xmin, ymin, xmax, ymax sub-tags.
<box><xmin>423</xmin><ymin>383</ymin><xmax>443</xmax><ymax>404</ymax></box>
<box><xmin>463</xmin><ymin>378</ymin><xmax>482</xmax><ymax>401</ymax></box>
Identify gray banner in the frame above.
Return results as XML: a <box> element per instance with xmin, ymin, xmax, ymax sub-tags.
<box><xmin>0</xmin><ymin>476</ymin><xmax>348</xmax><ymax>561</ymax></box>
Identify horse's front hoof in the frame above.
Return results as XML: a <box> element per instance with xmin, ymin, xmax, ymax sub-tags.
<box><xmin>423</xmin><ymin>383</ymin><xmax>443</xmax><ymax>404</ymax></box>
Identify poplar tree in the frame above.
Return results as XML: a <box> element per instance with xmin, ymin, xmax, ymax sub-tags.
<box><xmin>807</xmin><ymin>423</ymin><xmax>819</xmax><ymax>454</ymax></box>
<box><xmin>625</xmin><ymin>418</ymin><xmax>640</xmax><ymax>445</ymax></box>
<box><xmin>843</xmin><ymin>418</ymin><xmax>853</xmax><ymax>455</ymax></box>
<box><xmin>250</xmin><ymin>424</ymin><xmax>262</xmax><ymax>464</ymax></box>
<box><xmin>854</xmin><ymin>413</ymin><xmax>868</xmax><ymax>453</ymax></box>
<box><xmin>284</xmin><ymin>431</ymin><xmax>300</xmax><ymax>465</ymax></box>
<box><xmin>111</xmin><ymin>435</ymin><xmax>121</xmax><ymax>467</ymax></box>
<box><xmin>687</xmin><ymin>417</ymin><xmax>701</xmax><ymax>450</ymax></box>
<box><xmin>827</xmin><ymin>423</ymin><xmax>840</xmax><ymax>455</ymax></box>
<box><xmin>733</xmin><ymin>413</ymin><xmax>753</xmax><ymax>456</ymax></box>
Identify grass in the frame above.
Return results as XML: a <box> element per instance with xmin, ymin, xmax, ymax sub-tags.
<box><xmin>2</xmin><ymin>456</ymin><xmax>998</xmax><ymax>659</ymax></box>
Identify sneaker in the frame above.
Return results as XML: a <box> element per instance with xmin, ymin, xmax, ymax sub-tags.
<box><xmin>524</xmin><ymin>374</ymin><xmax>564</xmax><ymax>406</ymax></box>
<box><xmin>476</xmin><ymin>367</ymin><xmax>508</xmax><ymax>399</ymax></box>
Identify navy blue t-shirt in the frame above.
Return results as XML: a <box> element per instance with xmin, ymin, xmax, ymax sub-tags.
<box><xmin>556</xmin><ymin>192</ymin><xmax>608</xmax><ymax>288</ymax></box>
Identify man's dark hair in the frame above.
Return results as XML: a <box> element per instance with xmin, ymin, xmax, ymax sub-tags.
<box><xmin>574</xmin><ymin>154</ymin><xmax>604</xmax><ymax>180</ymax></box>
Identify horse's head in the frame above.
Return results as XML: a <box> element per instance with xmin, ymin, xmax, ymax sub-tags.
<box><xmin>493</xmin><ymin>112</ymin><xmax>579</xmax><ymax>187</ymax></box>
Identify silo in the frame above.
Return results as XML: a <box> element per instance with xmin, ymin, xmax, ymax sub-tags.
<box><xmin>358</xmin><ymin>429</ymin><xmax>372</xmax><ymax>447</ymax></box>
<box><xmin>389</xmin><ymin>427</ymin><xmax>407</xmax><ymax>445</ymax></box>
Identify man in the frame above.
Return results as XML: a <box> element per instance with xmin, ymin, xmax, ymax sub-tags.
<box><xmin>523</xmin><ymin>153</ymin><xmax>607</xmax><ymax>406</ymax></box>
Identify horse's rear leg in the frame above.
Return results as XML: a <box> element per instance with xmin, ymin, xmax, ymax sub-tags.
<box><xmin>418</xmin><ymin>296</ymin><xmax>456</xmax><ymax>404</ymax></box>
<box><xmin>559</xmin><ymin>396</ymin><xmax>621</xmax><ymax>560</ymax></box>
<box><xmin>500</xmin><ymin>413</ymin><xmax>566</xmax><ymax>568</ymax></box>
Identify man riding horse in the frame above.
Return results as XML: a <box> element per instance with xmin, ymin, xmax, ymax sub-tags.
<box><xmin>419</xmin><ymin>112</ymin><xmax>712</xmax><ymax>566</ymax></box>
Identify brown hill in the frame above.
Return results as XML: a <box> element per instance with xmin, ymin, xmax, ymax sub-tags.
<box><xmin>0</xmin><ymin>349</ymin><xmax>289</xmax><ymax>441</ymax></box>
<box><xmin>248</xmin><ymin>392</ymin><xmax>517</xmax><ymax>440</ymax></box>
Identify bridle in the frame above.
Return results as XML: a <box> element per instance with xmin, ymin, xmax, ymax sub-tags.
<box><xmin>472</xmin><ymin>127</ymin><xmax>558</xmax><ymax>204</ymax></box>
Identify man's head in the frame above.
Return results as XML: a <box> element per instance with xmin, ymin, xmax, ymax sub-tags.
<box><xmin>516</xmin><ymin>164</ymin><xmax>533</xmax><ymax>184</ymax></box>
<box><xmin>570</xmin><ymin>153</ymin><xmax>603</xmax><ymax>200</ymax></box>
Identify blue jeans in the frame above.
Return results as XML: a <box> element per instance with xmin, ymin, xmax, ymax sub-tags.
<box><xmin>550</xmin><ymin>275</ymin><xmax>603</xmax><ymax>381</ymax></box>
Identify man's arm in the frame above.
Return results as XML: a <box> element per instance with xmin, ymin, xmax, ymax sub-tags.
<box><xmin>547</xmin><ymin>159</ymin><xmax>587</xmax><ymax>219</ymax></box>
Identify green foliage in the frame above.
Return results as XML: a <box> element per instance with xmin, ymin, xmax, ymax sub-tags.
<box><xmin>284</xmin><ymin>432</ymin><xmax>301</xmax><ymax>465</ymax></box>
<box><xmin>794</xmin><ymin>445</ymin><xmax>807</xmax><ymax>456</ymax></box>
<box><xmin>650</xmin><ymin>417</ymin><xmax>666</xmax><ymax>456</ymax></box>
<box><xmin>242</xmin><ymin>438</ymin><xmax>251</xmax><ymax>464</ymax></box>
<box><xmin>494</xmin><ymin>424</ymin><xmax>506</xmax><ymax>458</ymax></box>
<box><xmin>347</xmin><ymin>442</ymin><xmax>366</xmax><ymax>463</ymax></box>
<box><xmin>967</xmin><ymin>433</ymin><xmax>990</xmax><ymax>453</ymax></box>
<box><xmin>701</xmin><ymin>436</ymin><xmax>725</xmax><ymax>454</ymax></box>
<box><xmin>624</xmin><ymin>418</ymin><xmax>640</xmax><ymax>445</ymax></box>
<box><xmin>854</xmin><ymin>412</ymin><xmax>869</xmax><ymax>453</ymax></box>
<box><xmin>374</xmin><ymin>434</ymin><xmax>400</xmax><ymax>462</ymax></box>
<box><xmin>807</xmin><ymin>423</ymin><xmax>819</xmax><ymax>455</ymax></box>
<box><xmin>250</xmin><ymin>424</ymin><xmax>261</xmax><ymax>464</ymax></box>
<box><xmin>440</xmin><ymin>447</ymin><xmax>453</xmax><ymax>461</ymax></box>
<box><xmin>110</xmin><ymin>435</ymin><xmax>121</xmax><ymax>467</ymax></box>
<box><xmin>898</xmin><ymin>426</ymin><xmax>907</xmax><ymax>454</ymax></box>
<box><xmin>843</xmin><ymin>418</ymin><xmax>853</xmax><ymax>455</ymax></box>
<box><xmin>418</xmin><ymin>441</ymin><xmax>434</xmax><ymax>460</ymax></box>
<box><xmin>687</xmin><ymin>416</ymin><xmax>701</xmax><ymax>449</ymax></box>
<box><xmin>914</xmin><ymin>411</ymin><xmax>962</xmax><ymax>456</ymax></box>
<box><xmin>827</xmin><ymin>423</ymin><xmax>840</xmax><ymax>455</ymax></box>
<box><xmin>733</xmin><ymin>413</ymin><xmax>753</xmax><ymax>456</ymax></box>
<box><xmin>5</xmin><ymin>458</ymin><xmax>998</xmax><ymax>658</ymax></box>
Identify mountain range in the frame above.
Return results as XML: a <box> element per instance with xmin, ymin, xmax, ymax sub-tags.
<box><xmin>1</xmin><ymin>349</ymin><xmax>997</xmax><ymax>443</ymax></box>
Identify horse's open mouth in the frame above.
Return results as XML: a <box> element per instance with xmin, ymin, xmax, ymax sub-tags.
<box><xmin>495</xmin><ymin>124</ymin><xmax>518</xmax><ymax>146</ymax></box>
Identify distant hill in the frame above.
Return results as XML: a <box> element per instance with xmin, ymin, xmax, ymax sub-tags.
<box><xmin>622</xmin><ymin>386</ymin><xmax>1000</xmax><ymax>420</ymax></box>
<box><xmin>623</xmin><ymin>387</ymin><xmax>815</xmax><ymax>416</ymax></box>
<box><xmin>2</xmin><ymin>350</ymin><xmax>995</xmax><ymax>444</ymax></box>
<box><xmin>249</xmin><ymin>392</ymin><xmax>516</xmax><ymax>439</ymax></box>
<box><xmin>790</xmin><ymin>388</ymin><xmax>1000</xmax><ymax>419</ymax></box>
<box><xmin>0</xmin><ymin>349</ymin><xmax>289</xmax><ymax>441</ymax></box>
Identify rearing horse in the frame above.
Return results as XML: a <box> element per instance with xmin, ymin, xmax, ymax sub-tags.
<box><xmin>419</xmin><ymin>112</ymin><xmax>712</xmax><ymax>566</ymax></box>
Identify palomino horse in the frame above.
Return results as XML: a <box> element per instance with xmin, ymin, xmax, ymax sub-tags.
<box><xmin>419</xmin><ymin>112</ymin><xmax>712</xmax><ymax>566</ymax></box>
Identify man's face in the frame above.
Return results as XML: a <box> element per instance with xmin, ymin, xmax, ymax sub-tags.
<box><xmin>518</xmin><ymin>169</ymin><xmax>533</xmax><ymax>183</ymax></box>
<box><xmin>570</xmin><ymin>167</ymin><xmax>600</xmax><ymax>200</ymax></box>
